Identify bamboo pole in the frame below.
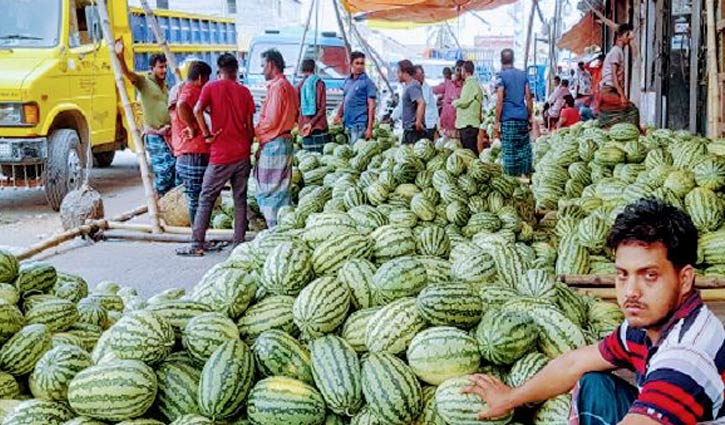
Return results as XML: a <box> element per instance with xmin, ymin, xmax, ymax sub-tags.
<box><xmin>109</xmin><ymin>205</ymin><xmax>148</xmax><ymax>223</ymax></box>
<box><xmin>15</xmin><ymin>223</ymin><xmax>103</xmax><ymax>261</ymax></box>
<box><xmin>349</xmin><ymin>23</ymin><xmax>394</xmax><ymax>95</ymax></box>
<box><xmin>561</xmin><ymin>274</ymin><xmax>725</xmax><ymax>289</ymax></box>
<box><xmin>294</xmin><ymin>0</ymin><xmax>316</xmax><ymax>81</ymax></box>
<box><xmin>333</xmin><ymin>0</ymin><xmax>352</xmax><ymax>57</ymax></box>
<box><xmin>103</xmin><ymin>230</ymin><xmax>233</xmax><ymax>243</ymax></box>
<box><xmin>524</xmin><ymin>0</ymin><xmax>537</xmax><ymax>68</ymax></box>
<box><xmin>138</xmin><ymin>0</ymin><xmax>182</xmax><ymax>82</ymax></box>
<box><xmin>97</xmin><ymin>0</ymin><xmax>162</xmax><ymax>233</ymax></box>
<box><xmin>706</xmin><ymin>0</ymin><xmax>721</xmax><ymax>138</ymax></box>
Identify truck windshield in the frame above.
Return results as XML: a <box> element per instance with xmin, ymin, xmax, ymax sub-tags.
<box><xmin>249</xmin><ymin>43</ymin><xmax>350</xmax><ymax>80</ymax></box>
<box><xmin>0</xmin><ymin>0</ymin><xmax>60</xmax><ymax>48</ymax></box>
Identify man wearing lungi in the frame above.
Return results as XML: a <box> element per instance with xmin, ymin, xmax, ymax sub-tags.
<box><xmin>597</xmin><ymin>23</ymin><xmax>641</xmax><ymax>129</ymax></box>
<box><xmin>297</xmin><ymin>58</ymin><xmax>329</xmax><ymax>153</ymax></box>
<box><xmin>255</xmin><ymin>49</ymin><xmax>299</xmax><ymax>228</ymax></box>
<box><xmin>494</xmin><ymin>49</ymin><xmax>533</xmax><ymax>177</ymax></box>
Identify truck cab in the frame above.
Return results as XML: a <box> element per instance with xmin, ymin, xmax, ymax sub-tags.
<box><xmin>243</xmin><ymin>27</ymin><xmax>350</xmax><ymax>113</ymax></box>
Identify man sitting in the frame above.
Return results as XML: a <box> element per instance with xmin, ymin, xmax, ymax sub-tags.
<box><xmin>465</xmin><ymin>198</ymin><xmax>725</xmax><ymax>425</ymax></box>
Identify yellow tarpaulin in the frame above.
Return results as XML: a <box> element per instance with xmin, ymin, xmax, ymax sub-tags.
<box><xmin>342</xmin><ymin>0</ymin><xmax>517</xmax><ymax>23</ymax></box>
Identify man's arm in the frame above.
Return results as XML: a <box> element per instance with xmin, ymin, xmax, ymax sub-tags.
<box><xmin>309</xmin><ymin>80</ymin><xmax>327</xmax><ymax>131</ymax></box>
<box><xmin>525</xmin><ymin>84</ymin><xmax>533</xmax><ymax>119</ymax></box>
<box><xmin>365</xmin><ymin>98</ymin><xmax>375</xmax><ymax>140</ymax></box>
<box><xmin>178</xmin><ymin>98</ymin><xmax>197</xmax><ymax>134</ymax></box>
<box><xmin>415</xmin><ymin>98</ymin><xmax>425</xmax><ymax>131</ymax></box>
<box><xmin>612</xmin><ymin>62</ymin><xmax>626</xmax><ymax>102</ymax></box>
<box><xmin>255</xmin><ymin>85</ymin><xmax>283</xmax><ymax>138</ymax></box>
<box><xmin>495</xmin><ymin>87</ymin><xmax>504</xmax><ymax>130</ymax></box>
<box><xmin>463</xmin><ymin>344</ymin><xmax>614</xmax><ymax>419</ymax></box>
<box><xmin>453</xmin><ymin>82</ymin><xmax>474</xmax><ymax>108</ymax></box>
<box><xmin>114</xmin><ymin>39</ymin><xmax>141</xmax><ymax>86</ymax></box>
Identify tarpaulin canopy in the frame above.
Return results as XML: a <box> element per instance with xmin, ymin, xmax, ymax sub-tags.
<box><xmin>342</xmin><ymin>0</ymin><xmax>516</xmax><ymax>23</ymax></box>
<box><xmin>557</xmin><ymin>12</ymin><xmax>602</xmax><ymax>55</ymax></box>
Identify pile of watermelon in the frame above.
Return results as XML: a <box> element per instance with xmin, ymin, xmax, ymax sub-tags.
<box><xmin>0</xmin><ymin>134</ymin><xmax>626</xmax><ymax>425</ymax></box>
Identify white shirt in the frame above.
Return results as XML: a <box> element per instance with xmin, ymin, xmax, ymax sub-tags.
<box><xmin>421</xmin><ymin>81</ymin><xmax>439</xmax><ymax>130</ymax></box>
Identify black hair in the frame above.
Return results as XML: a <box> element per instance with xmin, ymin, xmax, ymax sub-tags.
<box><xmin>554</xmin><ymin>75</ymin><xmax>561</xmax><ymax>83</ymax></box>
<box><xmin>350</xmin><ymin>51</ymin><xmax>365</xmax><ymax>62</ymax></box>
<box><xmin>217</xmin><ymin>53</ymin><xmax>239</xmax><ymax>74</ymax></box>
<box><xmin>607</xmin><ymin>198</ymin><xmax>698</xmax><ymax>269</ymax></box>
<box><xmin>262</xmin><ymin>49</ymin><xmax>285</xmax><ymax>72</ymax></box>
<box><xmin>414</xmin><ymin>65</ymin><xmax>424</xmax><ymax>74</ymax></box>
<box><xmin>149</xmin><ymin>54</ymin><xmax>167</xmax><ymax>67</ymax></box>
<box><xmin>398</xmin><ymin>59</ymin><xmax>415</xmax><ymax>76</ymax></box>
<box><xmin>500</xmin><ymin>48</ymin><xmax>514</xmax><ymax>65</ymax></box>
<box><xmin>455</xmin><ymin>59</ymin><xmax>465</xmax><ymax>67</ymax></box>
<box><xmin>442</xmin><ymin>67</ymin><xmax>452</xmax><ymax>78</ymax></box>
<box><xmin>187</xmin><ymin>61</ymin><xmax>212</xmax><ymax>81</ymax></box>
<box><xmin>561</xmin><ymin>79</ymin><xmax>570</xmax><ymax>87</ymax></box>
<box><xmin>564</xmin><ymin>94</ymin><xmax>575</xmax><ymax>107</ymax></box>
<box><xmin>462</xmin><ymin>61</ymin><xmax>475</xmax><ymax>75</ymax></box>
<box><xmin>301</xmin><ymin>58</ymin><xmax>315</xmax><ymax>73</ymax></box>
<box><xmin>616</xmin><ymin>23</ymin><xmax>634</xmax><ymax>37</ymax></box>
<box><xmin>578</xmin><ymin>61</ymin><xmax>585</xmax><ymax>67</ymax></box>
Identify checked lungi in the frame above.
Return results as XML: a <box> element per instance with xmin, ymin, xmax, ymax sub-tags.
<box><xmin>597</xmin><ymin>86</ymin><xmax>640</xmax><ymax>129</ymax></box>
<box><xmin>254</xmin><ymin>136</ymin><xmax>293</xmax><ymax>227</ymax></box>
<box><xmin>500</xmin><ymin>120</ymin><xmax>533</xmax><ymax>177</ymax></box>
<box><xmin>144</xmin><ymin>133</ymin><xmax>179</xmax><ymax>196</ymax></box>
<box><xmin>302</xmin><ymin>131</ymin><xmax>330</xmax><ymax>154</ymax></box>
<box><xmin>176</xmin><ymin>153</ymin><xmax>210</xmax><ymax>224</ymax></box>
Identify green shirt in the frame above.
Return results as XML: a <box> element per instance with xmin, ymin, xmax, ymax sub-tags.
<box><xmin>134</xmin><ymin>73</ymin><xmax>170</xmax><ymax>129</ymax></box>
<box><xmin>452</xmin><ymin>76</ymin><xmax>483</xmax><ymax>129</ymax></box>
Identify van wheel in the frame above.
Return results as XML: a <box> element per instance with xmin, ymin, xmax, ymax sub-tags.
<box><xmin>93</xmin><ymin>151</ymin><xmax>115</xmax><ymax>168</ymax></box>
<box><xmin>45</xmin><ymin>129</ymin><xmax>85</xmax><ymax>211</ymax></box>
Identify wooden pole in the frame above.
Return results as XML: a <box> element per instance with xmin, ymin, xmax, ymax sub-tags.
<box><xmin>16</xmin><ymin>223</ymin><xmax>103</xmax><ymax>261</ymax></box>
<box><xmin>706</xmin><ymin>0</ymin><xmax>721</xmax><ymax>138</ymax></box>
<box><xmin>96</xmin><ymin>0</ymin><xmax>162</xmax><ymax>233</ymax></box>
<box><xmin>294</xmin><ymin>0</ymin><xmax>316</xmax><ymax>81</ymax></box>
<box><xmin>524</xmin><ymin>0</ymin><xmax>537</xmax><ymax>68</ymax></box>
<box><xmin>138</xmin><ymin>0</ymin><xmax>182</xmax><ymax>82</ymax></box>
<box><xmin>333</xmin><ymin>0</ymin><xmax>352</xmax><ymax>57</ymax></box>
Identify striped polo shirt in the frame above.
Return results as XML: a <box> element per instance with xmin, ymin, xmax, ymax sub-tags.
<box><xmin>599</xmin><ymin>291</ymin><xmax>725</xmax><ymax>424</ymax></box>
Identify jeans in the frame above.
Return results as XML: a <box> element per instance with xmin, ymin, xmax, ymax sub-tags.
<box><xmin>571</xmin><ymin>372</ymin><xmax>638</xmax><ymax>425</ymax></box>
<box><xmin>192</xmin><ymin>159</ymin><xmax>251</xmax><ymax>249</ymax></box>
<box><xmin>346</xmin><ymin>124</ymin><xmax>367</xmax><ymax>145</ymax></box>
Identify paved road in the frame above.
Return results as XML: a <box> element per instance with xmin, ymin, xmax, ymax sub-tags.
<box><xmin>0</xmin><ymin>150</ymin><xmax>226</xmax><ymax>297</ymax></box>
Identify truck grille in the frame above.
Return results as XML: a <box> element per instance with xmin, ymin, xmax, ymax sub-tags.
<box><xmin>0</xmin><ymin>163</ymin><xmax>44</xmax><ymax>188</ymax></box>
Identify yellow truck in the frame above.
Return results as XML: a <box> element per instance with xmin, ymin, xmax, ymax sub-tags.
<box><xmin>0</xmin><ymin>0</ymin><xmax>237</xmax><ymax>209</ymax></box>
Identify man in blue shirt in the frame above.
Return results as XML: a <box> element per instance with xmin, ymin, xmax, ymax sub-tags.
<box><xmin>335</xmin><ymin>51</ymin><xmax>377</xmax><ymax>144</ymax></box>
<box><xmin>494</xmin><ymin>48</ymin><xmax>533</xmax><ymax>177</ymax></box>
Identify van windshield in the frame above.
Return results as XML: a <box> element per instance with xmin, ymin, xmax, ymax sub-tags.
<box><xmin>249</xmin><ymin>43</ymin><xmax>350</xmax><ymax>79</ymax></box>
<box><xmin>0</xmin><ymin>0</ymin><xmax>61</xmax><ymax>48</ymax></box>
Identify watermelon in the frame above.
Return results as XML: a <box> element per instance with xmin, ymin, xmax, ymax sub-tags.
<box><xmin>0</xmin><ymin>372</ymin><xmax>19</xmax><ymax>399</ymax></box>
<box><xmin>0</xmin><ymin>324</ymin><xmax>52</xmax><ymax>376</ymax></box>
<box><xmin>76</xmin><ymin>298</ymin><xmax>108</xmax><ymax>328</ymax></box>
<box><xmin>14</xmin><ymin>262</ymin><xmax>56</xmax><ymax>295</ymax></box>
<box><xmin>506</xmin><ymin>352</ymin><xmax>549</xmax><ymax>388</ymax></box>
<box><xmin>106</xmin><ymin>310</ymin><xmax>175</xmax><ymax>365</ymax></box>
<box><xmin>67</xmin><ymin>359</ymin><xmax>157</xmax><ymax>421</ymax></box>
<box><xmin>0</xmin><ymin>300</ymin><xmax>24</xmax><ymax>345</ymax></box>
<box><xmin>341</xmin><ymin>307</ymin><xmax>381</xmax><ymax>353</ymax></box>
<box><xmin>293</xmin><ymin>276</ymin><xmax>350</xmax><ymax>341</ymax></box>
<box><xmin>198</xmin><ymin>340</ymin><xmax>255</xmax><ymax>420</ymax></box>
<box><xmin>1</xmin><ymin>400</ymin><xmax>73</xmax><ymax>425</ymax></box>
<box><xmin>361</xmin><ymin>352</ymin><xmax>423</xmax><ymax>425</ymax></box>
<box><xmin>310</xmin><ymin>335</ymin><xmax>364</xmax><ymax>415</ymax></box>
<box><xmin>29</xmin><ymin>344</ymin><xmax>92</xmax><ymax>401</ymax></box>
<box><xmin>337</xmin><ymin>259</ymin><xmax>376</xmax><ymax>310</ymax></box>
<box><xmin>0</xmin><ymin>283</ymin><xmax>19</xmax><ymax>305</ymax></box>
<box><xmin>371</xmin><ymin>256</ymin><xmax>427</xmax><ymax>304</ymax></box>
<box><xmin>474</xmin><ymin>309</ymin><xmax>537</xmax><ymax>365</ymax></box>
<box><xmin>259</xmin><ymin>240</ymin><xmax>314</xmax><ymax>296</ymax></box>
<box><xmin>155</xmin><ymin>357</ymin><xmax>202</xmax><ymax>422</ymax></box>
<box><xmin>145</xmin><ymin>300</ymin><xmax>213</xmax><ymax>333</ymax></box>
<box><xmin>0</xmin><ymin>250</ymin><xmax>19</xmax><ymax>284</ymax></box>
<box><xmin>237</xmin><ymin>295</ymin><xmax>298</xmax><ymax>344</ymax></box>
<box><xmin>407</xmin><ymin>327</ymin><xmax>480</xmax><ymax>385</ymax></box>
<box><xmin>435</xmin><ymin>376</ymin><xmax>512</xmax><ymax>425</ymax></box>
<box><xmin>533</xmin><ymin>394</ymin><xmax>571</xmax><ymax>424</ymax></box>
<box><xmin>246</xmin><ymin>376</ymin><xmax>327</xmax><ymax>425</ymax></box>
<box><xmin>190</xmin><ymin>266</ymin><xmax>257</xmax><ymax>319</ymax></box>
<box><xmin>312</xmin><ymin>232</ymin><xmax>372</xmax><ymax>276</ymax></box>
<box><xmin>528</xmin><ymin>305</ymin><xmax>587</xmax><ymax>358</ymax></box>
<box><xmin>182</xmin><ymin>312</ymin><xmax>240</xmax><ymax>364</ymax></box>
<box><xmin>415</xmin><ymin>283</ymin><xmax>483</xmax><ymax>329</ymax></box>
<box><xmin>366</xmin><ymin>297</ymin><xmax>426</xmax><ymax>354</ymax></box>
<box><xmin>169</xmin><ymin>414</ymin><xmax>214</xmax><ymax>425</ymax></box>
<box><xmin>369</xmin><ymin>225</ymin><xmax>416</xmax><ymax>262</ymax></box>
<box><xmin>252</xmin><ymin>329</ymin><xmax>314</xmax><ymax>384</ymax></box>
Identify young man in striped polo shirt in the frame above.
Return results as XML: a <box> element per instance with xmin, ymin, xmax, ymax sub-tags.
<box><xmin>465</xmin><ymin>198</ymin><xmax>725</xmax><ymax>424</ymax></box>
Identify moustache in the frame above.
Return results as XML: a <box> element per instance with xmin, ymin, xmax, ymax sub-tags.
<box><xmin>623</xmin><ymin>301</ymin><xmax>647</xmax><ymax>309</ymax></box>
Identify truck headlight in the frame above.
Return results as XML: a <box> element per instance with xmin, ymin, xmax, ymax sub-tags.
<box><xmin>0</xmin><ymin>103</ymin><xmax>39</xmax><ymax>126</ymax></box>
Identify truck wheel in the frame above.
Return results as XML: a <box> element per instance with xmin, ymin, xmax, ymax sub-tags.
<box><xmin>93</xmin><ymin>151</ymin><xmax>115</xmax><ymax>168</ymax></box>
<box><xmin>45</xmin><ymin>129</ymin><xmax>85</xmax><ymax>211</ymax></box>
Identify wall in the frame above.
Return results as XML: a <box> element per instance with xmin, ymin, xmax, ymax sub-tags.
<box><xmin>236</xmin><ymin>0</ymin><xmax>302</xmax><ymax>52</ymax></box>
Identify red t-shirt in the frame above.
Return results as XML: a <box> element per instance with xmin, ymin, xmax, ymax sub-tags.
<box><xmin>172</xmin><ymin>83</ymin><xmax>210</xmax><ymax>156</ymax></box>
<box><xmin>197</xmin><ymin>79</ymin><xmax>255</xmax><ymax>165</ymax></box>
<box><xmin>559</xmin><ymin>106</ymin><xmax>581</xmax><ymax>128</ymax></box>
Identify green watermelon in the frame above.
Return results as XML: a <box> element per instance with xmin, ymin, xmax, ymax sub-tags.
<box><xmin>198</xmin><ymin>339</ymin><xmax>255</xmax><ymax>420</ymax></box>
<box><xmin>246</xmin><ymin>376</ymin><xmax>326</xmax><ymax>425</ymax></box>
<box><xmin>407</xmin><ymin>327</ymin><xmax>480</xmax><ymax>385</ymax></box>
<box><xmin>361</xmin><ymin>352</ymin><xmax>423</xmax><ymax>425</ymax></box>
<box><xmin>310</xmin><ymin>335</ymin><xmax>364</xmax><ymax>416</ymax></box>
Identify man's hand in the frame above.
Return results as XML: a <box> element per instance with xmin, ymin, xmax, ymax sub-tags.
<box><xmin>114</xmin><ymin>38</ymin><xmax>124</xmax><ymax>56</ymax></box>
<box><xmin>365</xmin><ymin>128</ymin><xmax>373</xmax><ymax>140</ymax></box>
<box><xmin>301</xmin><ymin>123</ymin><xmax>312</xmax><ymax>137</ymax></box>
<box><xmin>493</xmin><ymin>122</ymin><xmax>501</xmax><ymax>139</ymax></box>
<box><xmin>203</xmin><ymin>128</ymin><xmax>223</xmax><ymax>144</ymax></box>
<box><xmin>620</xmin><ymin>95</ymin><xmax>628</xmax><ymax>106</ymax></box>
<box><xmin>462</xmin><ymin>374</ymin><xmax>515</xmax><ymax>420</ymax></box>
<box><xmin>158</xmin><ymin>125</ymin><xmax>171</xmax><ymax>137</ymax></box>
<box><xmin>415</xmin><ymin>121</ymin><xmax>424</xmax><ymax>131</ymax></box>
<box><xmin>182</xmin><ymin>126</ymin><xmax>196</xmax><ymax>140</ymax></box>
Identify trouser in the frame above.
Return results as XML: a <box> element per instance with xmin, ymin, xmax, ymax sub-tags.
<box><xmin>346</xmin><ymin>124</ymin><xmax>367</xmax><ymax>145</ymax></box>
<box><xmin>402</xmin><ymin>129</ymin><xmax>426</xmax><ymax>145</ymax></box>
<box><xmin>175</xmin><ymin>153</ymin><xmax>210</xmax><ymax>224</ymax></box>
<box><xmin>458</xmin><ymin>126</ymin><xmax>480</xmax><ymax>155</ymax></box>
<box><xmin>302</xmin><ymin>130</ymin><xmax>330</xmax><ymax>153</ymax></box>
<box><xmin>569</xmin><ymin>372</ymin><xmax>638</xmax><ymax>425</ymax></box>
<box><xmin>144</xmin><ymin>134</ymin><xmax>178</xmax><ymax>196</ymax></box>
<box><xmin>192</xmin><ymin>159</ymin><xmax>251</xmax><ymax>249</ymax></box>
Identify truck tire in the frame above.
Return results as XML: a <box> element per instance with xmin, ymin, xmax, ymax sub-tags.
<box><xmin>45</xmin><ymin>129</ymin><xmax>85</xmax><ymax>211</ymax></box>
<box><xmin>93</xmin><ymin>151</ymin><xmax>115</xmax><ymax>168</ymax></box>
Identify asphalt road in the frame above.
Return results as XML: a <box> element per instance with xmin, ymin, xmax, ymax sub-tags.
<box><xmin>0</xmin><ymin>150</ymin><xmax>226</xmax><ymax>298</ymax></box>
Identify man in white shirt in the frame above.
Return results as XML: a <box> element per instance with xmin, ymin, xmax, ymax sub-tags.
<box><xmin>415</xmin><ymin>65</ymin><xmax>440</xmax><ymax>140</ymax></box>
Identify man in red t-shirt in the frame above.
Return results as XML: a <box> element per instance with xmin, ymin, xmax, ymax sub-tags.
<box><xmin>177</xmin><ymin>53</ymin><xmax>255</xmax><ymax>256</ymax></box>
<box><xmin>170</xmin><ymin>61</ymin><xmax>212</xmax><ymax>225</ymax></box>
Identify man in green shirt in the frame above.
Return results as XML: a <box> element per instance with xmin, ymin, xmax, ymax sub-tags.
<box><xmin>453</xmin><ymin>61</ymin><xmax>484</xmax><ymax>154</ymax></box>
<box><xmin>115</xmin><ymin>39</ymin><xmax>177</xmax><ymax>196</ymax></box>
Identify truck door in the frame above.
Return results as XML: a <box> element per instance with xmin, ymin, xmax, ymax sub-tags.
<box><xmin>67</xmin><ymin>1</ymin><xmax>116</xmax><ymax>149</ymax></box>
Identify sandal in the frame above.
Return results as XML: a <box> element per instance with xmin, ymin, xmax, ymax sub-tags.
<box><xmin>176</xmin><ymin>246</ymin><xmax>204</xmax><ymax>257</ymax></box>
<box><xmin>203</xmin><ymin>241</ymin><xmax>230</xmax><ymax>252</ymax></box>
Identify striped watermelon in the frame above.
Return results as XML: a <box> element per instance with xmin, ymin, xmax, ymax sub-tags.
<box><xmin>416</xmin><ymin>226</ymin><xmax>451</xmax><ymax>258</ymax></box>
<box><xmin>312</xmin><ymin>232</ymin><xmax>372</xmax><ymax>276</ymax></box>
<box><xmin>587</xmin><ymin>300</ymin><xmax>624</xmax><ymax>338</ymax></box>
<box><xmin>446</xmin><ymin>201</ymin><xmax>470</xmax><ymax>227</ymax></box>
<box><xmin>414</xmin><ymin>385</ymin><xmax>446</xmax><ymax>425</ymax></box>
<box><xmin>293</xmin><ymin>276</ymin><xmax>350</xmax><ymax>340</ymax></box>
<box><xmin>407</xmin><ymin>327</ymin><xmax>480</xmax><ymax>385</ymax></box>
<box><xmin>480</xmin><ymin>285</ymin><xmax>523</xmax><ymax>308</ymax></box>
<box><xmin>198</xmin><ymin>340</ymin><xmax>255</xmax><ymax>420</ymax></box>
<box><xmin>576</xmin><ymin>215</ymin><xmax>608</xmax><ymax>254</ymax></box>
<box><xmin>533</xmin><ymin>394</ymin><xmax>571</xmax><ymax>424</ymax></box>
<box><xmin>76</xmin><ymin>298</ymin><xmax>108</xmax><ymax>328</ymax></box>
<box><xmin>506</xmin><ymin>352</ymin><xmax>549</xmax><ymax>388</ymax></box>
<box><xmin>388</xmin><ymin>209</ymin><xmax>419</xmax><ymax>228</ymax></box>
<box><xmin>169</xmin><ymin>414</ymin><xmax>214</xmax><ymax>425</ymax></box>
<box><xmin>182</xmin><ymin>312</ymin><xmax>240</xmax><ymax>364</ymax></box>
<box><xmin>29</xmin><ymin>344</ymin><xmax>92</xmax><ymax>401</ymax></box>
<box><xmin>246</xmin><ymin>376</ymin><xmax>326</xmax><ymax>425</ymax></box>
<box><xmin>0</xmin><ymin>324</ymin><xmax>52</xmax><ymax>376</ymax></box>
<box><xmin>190</xmin><ymin>267</ymin><xmax>257</xmax><ymax>319</ymax></box>
<box><xmin>348</xmin><ymin>205</ymin><xmax>388</xmax><ymax>234</ymax></box>
<box><xmin>14</xmin><ymin>261</ymin><xmax>56</xmax><ymax>295</ymax></box>
<box><xmin>237</xmin><ymin>295</ymin><xmax>298</xmax><ymax>344</ymax></box>
<box><xmin>415</xmin><ymin>283</ymin><xmax>483</xmax><ymax>329</ymax></box>
<box><xmin>371</xmin><ymin>256</ymin><xmax>427</xmax><ymax>304</ymax></box>
<box><xmin>106</xmin><ymin>310</ymin><xmax>175</xmax><ymax>365</ymax></box>
<box><xmin>155</xmin><ymin>357</ymin><xmax>202</xmax><ymax>422</ymax></box>
<box><xmin>685</xmin><ymin>187</ymin><xmax>724</xmax><ymax>232</ymax></box>
<box><xmin>554</xmin><ymin>282</ymin><xmax>588</xmax><ymax>327</ymax></box>
<box><xmin>435</xmin><ymin>376</ymin><xmax>512</xmax><ymax>425</ymax></box>
<box><xmin>451</xmin><ymin>248</ymin><xmax>497</xmax><ymax>285</ymax></box>
<box><xmin>0</xmin><ymin>371</ymin><xmax>19</xmax><ymax>399</ymax></box>
<box><xmin>68</xmin><ymin>359</ymin><xmax>157</xmax><ymax>421</ymax></box>
<box><xmin>555</xmin><ymin>235</ymin><xmax>590</xmax><ymax>275</ymax></box>
<box><xmin>411</xmin><ymin>193</ymin><xmax>436</xmax><ymax>221</ymax></box>
<box><xmin>145</xmin><ymin>300</ymin><xmax>213</xmax><ymax>333</ymax></box>
<box><xmin>0</xmin><ymin>283</ymin><xmax>19</xmax><ymax>305</ymax></box>
<box><xmin>1</xmin><ymin>400</ymin><xmax>73</xmax><ymax>425</ymax></box>
<box><xmin>0</xmin><ymin>300</ymin><xmax>23</xmax><ymax>345</ymax></box>
<box><xmin>351</xmin><ymin>406</ymin><xmax>384</xmax><ymax>425</ymax></box>
<box><xmin>418</xmin><ymin>255</ymin><xmax>452</xmax><ymax>284</ymax></box>
<box><xmin>369</xmin><ymin>225</ymin><xmax>416</xmax><ymax>262</ymax></box>
<box><xmin>366</xmin><ymin>297</ymin><xmax>426</xmax><ymax>355</ymax></box>
<box><xmin>341</xmin><ymin>307</ymin><xmax>381</xmax><ymax>353</ymax></box>
<box><xmin>252</xmin><ymin>329</ymin><xmax>314</xmax><ymax>384</ymax></box>
<box><xmin>474</xmin><ymin>309</ymin><xmax>537</xmax><ymax>365</ymax></box>
<box><xmin>310</xmin><ymin>335</ymin><xmax>364</xmax><ymax>415</ymax></box>
<box><xmin>260</xmin><ymin>240</ymin><xmax>314</xmax><ymax>296</ymax></box>
<box><xmin>338</xmin><ymin>259</ymin><xmax>376</xmax><ymax>310</ymax></box>
<box><xmin>361</xmin><ymin>352</ymin><xmax>423</xmax><ymax>425</ymax></box>
<box><xmin>85</xmin><ymin>293</ymin><xmax>124</xmax><ymax>312</ymax></box>
<box><xmin>0</xmin><ymin>250</ymin><xmax>19</xmax><ymax>284</ymax></box>
<box><xmin>69</xmin><ymin>323</ymin><xmax>103</xmax><ymax>353</ymax></box>
<box><xmin>528</xmin><ymin>305</ymin><xmax>587</xmax><ymax>358</ymax></box>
